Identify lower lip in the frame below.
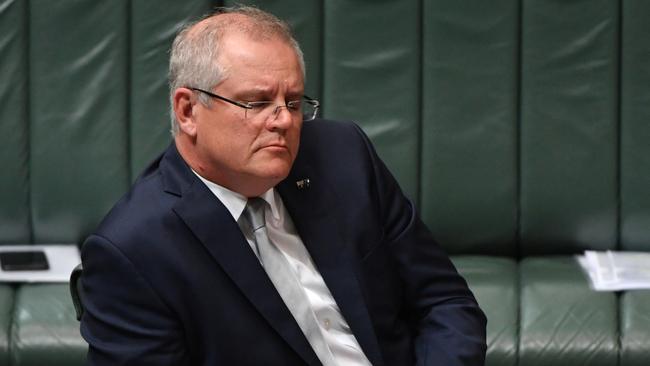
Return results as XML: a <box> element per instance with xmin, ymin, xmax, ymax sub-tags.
<box><xmin>261</xmin><ymin>145</ymin><xmax>288</xmax><ymax>152</ymax></box>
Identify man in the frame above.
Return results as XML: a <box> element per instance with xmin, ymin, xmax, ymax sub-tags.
<box><xmin>80</xmin><ymin>6</ymin><xmax>486</xmax><ymax>366</ymax></box>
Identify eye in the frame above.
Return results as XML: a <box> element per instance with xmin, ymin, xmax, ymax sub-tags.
<box><xmin>246</xmin><ymin>101</ymin><xmax>273</xmax><ymax>110</ymax></box>
<box><xmin>286</xmin><ymin>100</ymin><xmax>302</xmax><ymax>111</ymax></box>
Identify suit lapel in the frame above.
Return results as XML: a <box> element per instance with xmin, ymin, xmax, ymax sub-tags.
<box><xmin>161</xmin><ymin>142</ymin><xmax>384</xmax><ymax>365</ymax></box>
<box><xmin>278</xmin><ymin>164</ymin><xmax>385</xmax><ymax>366</ymax></box>
<box><xmin>162</xmin><ymin>146</ymin><xmax>320</xmax><ymax>366</ymax></box>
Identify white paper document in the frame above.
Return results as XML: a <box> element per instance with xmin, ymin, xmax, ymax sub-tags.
<box><xmin>578</xmin><ymin>250</ymin><xmax>650</xmax><ymax>291</ymax></box>
<box><xmin>0</xmin><ymin>245</ymin><xmax>80</xmax><ymax>283</ymax></box>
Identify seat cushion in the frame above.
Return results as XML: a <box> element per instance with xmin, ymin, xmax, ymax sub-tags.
<box><xmin>10</xmin><ymin>284</ymin><xmax>86</xmax><ymax>366</ymax></box>
<box><xmin>519</xmin><ymin>256</ymin><xmax>617</xmax><ymax>366</ymax></box>
<box><xmin>620</xmin><ymin>290</ymin><xmax>650</xmax><ymax>366</ymax></box>
<box><xmin>452</xmin><ymin>256</ymin><xmax>517</xmax><ymax>366</ymax></box>
<box><xmin>0</xmin><ymin>285</ymin><xmax>14</xmax><ymax>365</ymax></box>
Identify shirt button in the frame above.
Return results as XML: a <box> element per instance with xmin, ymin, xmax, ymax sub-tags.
<box><xmin>323</xmin><ymin>319</ymin><xmax>331</xmax><ymax>330</ymax></box>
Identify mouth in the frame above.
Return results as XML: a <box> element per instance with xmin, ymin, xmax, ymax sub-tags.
<box><xmin>262</xmin><ymin>145</ymin><xmax>288</xmax><ymax>151</ymax></box>
<box><xmin>257</xmin><ymin>142</ymin><xmax>289</xmax><ymax>153</ymax></box>
<box><xmin>257</xmin><ymin>138</ymin><xmax>288</xmax><ymax>149</ymax></box>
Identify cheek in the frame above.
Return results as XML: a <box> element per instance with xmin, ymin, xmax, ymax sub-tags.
<box><xmin>196</xmin><ymin>128</ymin><xmax>237</xmax><ymax>164</ymax></box>
<box><xmin>210</xmin><ymin>134</ymin><xmax>249</xmax><ymax>162</ymax></box>
<box><xmin>198</xmin><ymin>118</ymin><xmax>250</xmax><ymax>155</ymax></box>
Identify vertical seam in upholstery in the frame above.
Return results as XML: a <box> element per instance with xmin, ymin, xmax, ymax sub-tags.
<box><xmin>26</xmin><ymin>0</ymin><xmax>34</xmax><ymax>244</ymax></box>
<box><xmin>7</xmin><ymin>286</ymin><xmax>18</xmax><ymax>366</ymax></box>
<box><xmin>515</xmin><ymin>259</ymin><xmax>521</xmax><ymax>366</ymax></box>
<box><xmin>416</xmin><ymin>0</ymin><xmax>423</xmax><ymax>210</ymax></box>
<box><xmin>126</xmin><ymin>0</ymin><xmax>133</xmax><ymax>183</ymax></box>
<box><xmin>615</xmin><ymin>0</ymin><xmax>623</xmax><ymax>363</ymax></box>
<box><xmin>515</xmin><ymin>0</ymin><xmax>523</xmax><ymax>365</ymax></box>
<box><xmin>615</xmin><ymin>0</ymin><xmax>623</xmax><ymax>253</ymax></box>
<box><xmin>515</xmin><ymin>0</ymin><xmax>523</xmax><ymax>262</ymax></box>
<box><xmin>14</xmin><ymin>0</ymin><xmax>31</xmax><ymax>360</ymax></box>
<box><xmin>617</xmin><ymin>291</ymin><xmax>623</xmax><ymax>365</ymax></box>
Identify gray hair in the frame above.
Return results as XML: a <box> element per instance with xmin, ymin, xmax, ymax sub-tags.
<box><xmin>168</xmin><ymin>6</ymin><xmax>306</xmax><ymax>136</ymax></box>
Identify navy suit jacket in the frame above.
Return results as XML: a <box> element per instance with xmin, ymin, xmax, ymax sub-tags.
<box><xmin>80</xmin><ymin>119</ymin><xmax>486</xmax><ymax>365</ymax></box>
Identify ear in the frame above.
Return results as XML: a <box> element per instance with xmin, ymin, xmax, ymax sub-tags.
<box><xmin>173</xmin><ymin>87</ymin><xmax>197</xmax><ymax>137</ymax></box>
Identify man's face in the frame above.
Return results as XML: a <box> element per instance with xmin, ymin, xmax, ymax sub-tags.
<box><xmin>189</xmin><ymin>32</ymin><xmax>304</xmax><ymax>195</ymax></box>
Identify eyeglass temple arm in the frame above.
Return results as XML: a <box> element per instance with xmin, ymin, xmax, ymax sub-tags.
<box><xmin>188</xmin><ymin>87</ymin><xmax>252</xmax><ymax>109</ymax></box>
<box><xmin>303</xmin><ymin>95</ymin><xmax>320</xmax><ymax>107</ymax></box>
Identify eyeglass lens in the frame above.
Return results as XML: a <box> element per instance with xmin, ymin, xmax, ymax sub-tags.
<box><xmin>245</xmin><ymin>102</ymin><xmax>318</xmax><ymax>121</ymax></box>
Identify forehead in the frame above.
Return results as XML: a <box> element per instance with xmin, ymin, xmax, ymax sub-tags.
<box><xmin>217</xmin><ymin>32</ymin><xmax>304</xmax><ymax>90</ymax></box>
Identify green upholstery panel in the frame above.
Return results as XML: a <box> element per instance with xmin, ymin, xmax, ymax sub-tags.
<box><xmin>129</xmin><ymin>0</ymin><xmax>211</xmax><ymax>177</ymax></box>
<box><xmin>620</xmin><ymin>291</ymin><xmax>650</xmax><ymax>366</ymax></box>
<box><xmin>452</xmin><ymin>256</ymin><xmax>517</xmax><ymax>366</ymax></box>
<box><xmin>519</xmin><ymin>257</ymin><xmax>617</xmax><ymax>366</ymax></box>
<box><xmin>29</xmin><ymin>0</ymin><xmax>130</xmax><ymax>243</ymax></box>
<box><xmin>323</xmin><ymin>0</ymin><xmax>421</xmax><ymax>201</ymax></box>
<box><xmin>421</xmin><ymin>0</ymin><xmax>518</xmax><ymax>256</ymax></box>
<box><xmin>621</xmin><ymin>0</ymin><xmax>650</xmax><ymax>251</ymax></box>
<box><xmin>3</xmin><ymin>1</ymin><xmax>650</xmax><ymax>365</ymax></box>
<box><xmin>235</xmin><ymin>0</ymin><xmax>323</xmax><ymax>100</ymax></box>
<box><xmin>0</xmin><ymin>0</ymin><xmax>30</xmax><ymax>243</ymax></box>
<box><xmin>10</xmin><ymin>284</ymin><xmax>86</xmax><ymax>366</ymax></box>
<box><xmin>0</xmin><ymin>286</ymin><xmax>15</xmax><ymax>366</ymax></box>
<box><xmin>520</xmin><ymin>0</ymin><xmax>618</xmax><ymax>255</ymax></box>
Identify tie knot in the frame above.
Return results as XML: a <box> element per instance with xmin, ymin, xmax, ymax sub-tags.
<box><xmin>244</xmin><ymin>197</ymin><xmax>267</xmax><ymax>231</ymax></box>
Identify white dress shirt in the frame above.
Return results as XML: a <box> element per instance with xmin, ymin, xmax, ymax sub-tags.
<box><xmin>193</xmin><ymin>172</ymin><xmax>372</xmax><ymax>366</ymax></box>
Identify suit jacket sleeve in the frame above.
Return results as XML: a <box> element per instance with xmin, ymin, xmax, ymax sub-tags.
<box><xmin>80</xmin><ymin>234</ymin><xmax>189</xmax><ymax>366</ymax></box>
<box><xmin>352</xmin><ymin>123</ymin><xmax>487</xmax><ymax>366</ymax></box>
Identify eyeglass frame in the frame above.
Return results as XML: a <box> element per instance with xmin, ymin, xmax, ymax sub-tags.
<box><xmin>187</xmin><ymin>87</ymin><xmax>320</xmax><ymax>121</ymax></box>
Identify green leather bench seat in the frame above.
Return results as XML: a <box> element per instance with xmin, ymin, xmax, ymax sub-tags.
<box><xmin>0</xmin><ymin>286</ymin><xmax>13</xmax><ymax>365</ymax></box>
<box><xmin>9</xmin><ymin>285</ymin><xmax>85</xmax><ymax>366</ymax></box>
<box><xmin>620</xmin><ymin>292</ymin><xmax>650</xmax><ymax>365</ymax></box>
<box><xmin>456</xmin><ymin>257</ymin><xmax>650</xmax><ymax>366</ymax></box>
<box><xmin>519</xmin><ymin>258</ymin><xmax>618</xmax><ymax>366</ymax></box>
<box><xmin>0</xmin><ymin>285</ymin><xmax>84</xmax><ymax>366</ymax></box>
<box><xmin>1</xmin><ymin>0</ymin><xmax>650</xmax><ymax>365</ymax></box>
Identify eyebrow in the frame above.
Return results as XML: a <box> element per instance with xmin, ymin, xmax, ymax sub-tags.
<box><xmin>233</xmin><ymin>87</ymin><xmax>274</xmax><ymax>101</ymax></box>
<box><xmin>236</xmin><ymin>86</ymin><xmax>304</xmax><ymax>101</ymax></box>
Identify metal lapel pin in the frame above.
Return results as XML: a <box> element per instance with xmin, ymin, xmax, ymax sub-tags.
<box><xmin>296</xmin><ymin>178</ymin><xmax>310</xmax><ymax>190</ymax></box>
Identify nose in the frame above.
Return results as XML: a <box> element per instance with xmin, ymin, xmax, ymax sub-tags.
<box><xmin>266</xmin><ymin>105</ymin><xmax>294</xmax><ymax>129</ymax></box>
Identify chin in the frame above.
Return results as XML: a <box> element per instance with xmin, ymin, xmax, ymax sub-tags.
<box><xmin>245</xmin><ymin>152</ymin><xmax>295</xmax><ymax>182</ymax></box>
<box><xmin>259</xmin><ymin>161</ymin><xmax>292</xmax><ymax>181</ymax></box>
<box><xmin>266</xmin><ymin>167</ymin><xmax>291</xmax><ymax>181</ymax></box>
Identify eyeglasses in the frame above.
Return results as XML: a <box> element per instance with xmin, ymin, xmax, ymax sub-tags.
<box><xmin>188</xmin><ymin>87</ymin><xmax>320</xmax><ymax>122</ymax></box>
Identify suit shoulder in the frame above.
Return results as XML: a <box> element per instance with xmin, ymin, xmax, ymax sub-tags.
<box><xmin>91</xmin><ymin>145</ymin><xmax>189</xmax><ymax>244</ymax></box>
<box><xmin>300</xmin><ymin>119</ymin><xmax>362</xmax><ymax>139</ymax></box>
<box><xmin>299</xmin><ymin>119</ymin><xmax>373</xmax><ymax>157</ymax></box>
<box><xmin>93</xmin><ymin>168</ymin><xmax>174</xmax><ymax>246</ymax></box>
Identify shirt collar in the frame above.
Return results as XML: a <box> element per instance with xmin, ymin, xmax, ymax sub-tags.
<box><xmin>192</xmin><ymin>170</ymin><xmax>281</xmax><ymax>221</ymax></box>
